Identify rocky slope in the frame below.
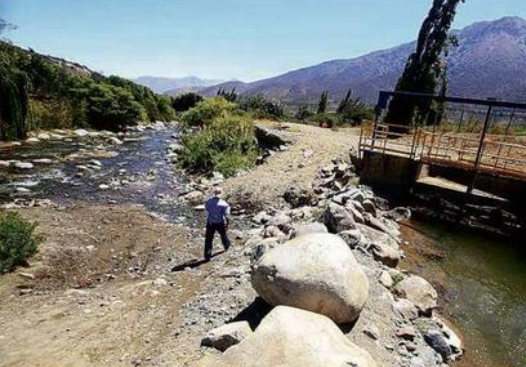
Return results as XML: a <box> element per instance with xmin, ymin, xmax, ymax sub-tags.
<box><xmin>202</xmin><ymin>16</ymin><xmax>526</xmax><ymax>104</ymax></box>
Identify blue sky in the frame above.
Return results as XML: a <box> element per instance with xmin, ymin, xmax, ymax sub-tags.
<box><xmin>1</xmin><ymin>0</ymin><xmax>525</xmax><ymax>81</ymax></box>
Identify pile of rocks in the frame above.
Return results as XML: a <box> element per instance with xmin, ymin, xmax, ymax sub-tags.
<box><xmin>196</xmin><ymin>153</ymin><xmax>463</xmax><ymax>367</ymax></box>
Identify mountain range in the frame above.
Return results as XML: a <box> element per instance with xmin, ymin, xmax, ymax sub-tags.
<box><xmin>196</xmin><ymin>16</ymin><xmax>526</xmax><ymax>105</ymax></box>
<box><xmin>132</xmin><ymin>76</ymin><xmax>228</xmax><ymax>94</ymax></box>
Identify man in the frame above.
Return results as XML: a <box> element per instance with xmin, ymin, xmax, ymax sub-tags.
<box><xmin>204</xmin><ymin>187</ymin><xmax>231</xmax><ymax>261</ymax></box>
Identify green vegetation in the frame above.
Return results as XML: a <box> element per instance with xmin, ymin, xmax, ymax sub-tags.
<box><xmin>0</xmin><ymin>211</ymin><xmax>42</xmax><ymax>274</ymax></box>
<box><xmin>179</xmin><ymin>101</ymin><xmax>258</xmax><ymax>177</ymax></box>
<box><xmin>0</xmin><ymin>41</ymin><xmax>175</xmax><ymax>140</ymax></box>
<box><xmin>171</xmin><ymin>92</ymin><xmax>204</xmax><ymax>112</ymax></box>
<box><xmin>295</xmin><ymin>105</ymin><xmax>314</xmax><ymax>122</ymax></box>
<box><xmin>217</xmin><ymin>87</ymin><xmax>238</xmax><ymax>102</ymax></box>
<box><xmin>239</xmin><ymin>94</ymin><xmax>285</xmax><ymax>120</ymax></box>
<box><xmin>386</xmin><ymin>0</ymin><xmax>464</xmax><ymax>126</ymax></box>
<box><xmin>317</xmin><ymin>90</ymin><xmax>329</xmax><ymax>114</ymax></box>
<box><xmin>181</xmin><ymin>97</ymin><xmax>238</xmax><ymax>128</ymax></box>
<box><xmin>336</xmin><ymin>89</ymin><xmax>374</xmax><ymax>124</ymax></box>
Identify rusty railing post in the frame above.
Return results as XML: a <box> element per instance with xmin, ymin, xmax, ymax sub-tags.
<box><xmin>467</xmin><ymin>103</ymin><xmax>493</xmax><ymax>194</ymax></box>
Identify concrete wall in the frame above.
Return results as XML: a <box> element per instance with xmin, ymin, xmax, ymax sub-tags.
<box><xmin>359</xmin><ymin>151</ymin><xmax>417</xmax><ymax>196</ymax></box>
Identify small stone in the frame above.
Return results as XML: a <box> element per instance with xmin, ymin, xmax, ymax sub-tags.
<box><xmin>397</xmin><ymin>326</ymin><xmax>417</xmax><ymax>340</ymax></box>
<box><xmin>379</xmin><ymin>270</ymin><xmax>393</xmax><ymax>288</ymax></box>
<box><xmin>98</xmin><ymin>184</ymin><xmax>110</xmax><ymax>190</ymax></box>
<box><xmin>363</xmin><ymin>323</ymin><xmax>380</xmax><ymax>340</ymax></box>
<box><xmin>201</xmin><ymin>321</ymin><xmax>253</xmax><ymax>352</ymax></box>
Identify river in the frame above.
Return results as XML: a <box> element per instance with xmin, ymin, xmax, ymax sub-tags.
<box><xmin>402</xmin><ymin>219</ymin><xmax>526</xmax><ymax>367</ymax></box>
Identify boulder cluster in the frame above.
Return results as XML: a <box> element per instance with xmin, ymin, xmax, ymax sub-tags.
<box><xmin>197</xmin><ymin>156</ymin><xmax>463</xmax><ymax>367</ymax></box>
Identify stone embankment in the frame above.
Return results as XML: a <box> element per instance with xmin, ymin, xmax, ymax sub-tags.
<box><xmin>174</xmin><ymin>135</ymin><xmax>464</xmax><ymax>367</ymax></box>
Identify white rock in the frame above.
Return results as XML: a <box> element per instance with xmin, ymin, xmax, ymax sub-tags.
<box><xmin>201</xmin><ymin>321</ymin><xmax>253</xmax><ymax>352</ymax></box>
<box><xmin>98</xmin><ymin>184</ymin><xmax>110</xmax><ymax>190</ymax></box>
<box><xmin>14</xmin><ymin>162</ymin><xmax>33</xmax><ymax>170</ymax></box>
<box><xmin>74</xmin><ymin>129</ymin><xmax>90</xmax><ymax>137</ymax></box>
<box><xmin>32</xmin><ymin>158</ymin><xmax>53</xmax><ymax>164</ymax></box>
<box><xmin>393</xmin><ymin>275</ymin><xmax>438</xmax><ymax>315</ymax></box>
<box><xmin>251</xmin><ymin>233</ymin><xmax>369</xmax><ymax>323</ymax></box>
<box><xmin>25</xmin><ymin>137</ymin><xmax>40</xmax><ymax>143</ymax></box>
<box><xmin>37</xmin><ymin>132</ymin><xmax>51</xmax><ymax>140</ymax></box>
<box><xmin>0</xmin><ymin>160</ymin><xmax>10</xmax><ymax>168</ymax></box>
<box><xmin>108</xmin><ymin>137</ymin><xmax>123</xmax><ymax>145</ymax></box>
<box><xmin>196</xmin><ymin>306</ymin><xmax>378</xmax><ymax>367</ymax></box>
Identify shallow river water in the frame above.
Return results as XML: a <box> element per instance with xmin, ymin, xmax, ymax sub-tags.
<box><xmin>402</xmin><ymin>219</ymin><xmax>526</xmax><ymax>367</ymax></box>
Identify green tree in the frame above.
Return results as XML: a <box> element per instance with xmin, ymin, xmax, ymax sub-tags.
<box><xmin>385</xmin><ymin>0</ymin><xmax>464</xmax><ymax>126</ymax></box>
<box><xmin>337</xmin><ymin>90</ymin><xmax>352</xmax><ymax>114</ymax></box>
<box><xmin>217</xmin><ymin>87</ymin><xmax>238</xmax><ymax>102</ymax></box>
<box><xmin>171</xmin><ymin>92</ymin><xmax>204</xmax><ymax>112</ymax></box>
<box><xmin>317</xmin><ymin>90</ymin><xmax>329</xmax><ymax>114</ymax></box>
<box><xmin>296</xmin><ymin>105</ymin><xmax>313</xmax><ymax>122</ymax></box>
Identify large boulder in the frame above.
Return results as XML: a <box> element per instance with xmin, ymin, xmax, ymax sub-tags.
<box><xmin>324</xmin><ymin>203</ymin><xmax>356</xmax><ymax>233</ymax></box>
<box><xmin>291</xmin><ymin>222</ymin><xmax>328</xmax><ymax>238</ymax></box>
<box><xmin>196</xmin><ymin>306</ymin><xmax>378</xmax><ymax>367</ymax></box>
<box><xmin>201</xmin><ymin>321</ymin><xmax>253</xmax><ymax>352</ymax></box>
<box><xmin>393</xmin><ymin>275</ymin><xmax>438</xmax><ymax>315</ymax></box>
<box><xmin>251</xmin><ymin>233</ymin><xmax>368</xmax><ymax>323</ymax></box>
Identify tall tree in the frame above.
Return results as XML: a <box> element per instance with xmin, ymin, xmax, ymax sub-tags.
<box><xmin>385</xmin><ymin>0</ymin><xmax>464</xmax><ymax>127</ymax></box>
<box><xmin>317</xmin><ymin>90</ymin><xmax>329</xmax><ymax>114</ymax></box>
<box><xmin>337</xmin><ymin>89</ymin><xmax>352</xmax><ymax>114</ymax></box>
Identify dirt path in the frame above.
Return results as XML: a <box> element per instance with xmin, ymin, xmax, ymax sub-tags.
<box><xmin>223</xmin><ymin>122</ymin><xmax>360</xmax><ymax>208</ymax></box>
<box><xmin>0</xmin><ymin>123</ymin><xmax>362</xmax><ymax>367</ymax></box>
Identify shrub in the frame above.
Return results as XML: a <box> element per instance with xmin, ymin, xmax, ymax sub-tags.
<box><xmin>181</xmin><ymin>97</ymin><xmax>237</xmax><ymax>128</ymax></box>
<box><xmin>171</xmin><ymin>92</ymin><xmax>204</xmax><ymax>112</ymax></box>
<box><xmin>179</xmin><ymin>115</ymin><xmax>257</xmax><ymax>177</ymax></box>
<box><xmin>313</xmin><ymin>113</ymin><xmax>340</xmax><ymax>128</ymax></box>
<box><xmin>0</xmin><ymin>212</ymin><xmax>42</xmax><ymax>274</ymax></box>
<box><xmin>295</xmin><ymin>105</ymin><xmax>313</xmax><ymax>122</ymax></box>
<box><xmin>240</xmin><ymin>95</ymin><xmax>285</xmax><ymax>120</ymax></box>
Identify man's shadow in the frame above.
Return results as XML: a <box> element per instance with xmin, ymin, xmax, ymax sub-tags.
<box><xmin>171</xmin><ymin>250</ymin><xmax>226</xmax><ymax>272</ymax></box>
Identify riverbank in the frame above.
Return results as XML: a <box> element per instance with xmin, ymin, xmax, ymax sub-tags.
<box><xmin>0</xmin><ymin>122</ymin><xmax>462</xmax><ymax>367</ymax></box>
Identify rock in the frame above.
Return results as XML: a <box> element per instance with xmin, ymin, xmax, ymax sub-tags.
<box><xmin>185</xmin><ymin>191</ymin><xmax>204</xmax><ymax>205</ymax></box>
<box><xmin>16</xmin><ymin>187</ymin><xmax>31</xmax><ymax>194</ymax></box>
<box><xmin>371</xmin><ymin>243</ymin><xmax>400</xmax><ymax>267</ymax></box>
<box><xmin>357</xmin><ymin>223</ymin><xmax>399</xmax><ymax>250</ymax></box>
<box><xmin>291</xmin><ymin>222</ymin><xmax>328</xmax><ymax>238</ymax></box>
<box><xmin>26</xmin><ymin>137</ymin><xmax>40</xmax><ymax>143</ymax></box>
<box><xmin>14</xmin><ymin>162</ymin><xmax>34</xmax><ymax>170</ymax></box>
<box><xmin>196</xmin><ymin>306</ymin><xmax>378</xmax><ymax>367</ymax></box>
<box><xmin>283</xmin><ymin>187</ymin><xmax>313</xmax><ymax>208</ymax></box>
<box><xmin>424</xmin><ymin>330</ymin><xmax>452</xmax><ymax>360</ymax></box>
<box><xmin>378</xmin><ymin>270</ymin><xmax>393</xmax><ymax>288</ymax></box>
<box><xmin>253</xmin><ymin>211</ymin><xmax>271</xmax><ymax>224</ymax></box>
<box><xmin>153</xmin><ymin>278</ymin><xmax>168</xmax><ymax>286</ymax></box>
<box><xmin>339</xmin><ymin>229</ymin><xmax>365</xmax><ymax>249</ymax></box>
<box><xmin>439</xmin><ymin>320</ymin><xmax>463</xmax><ymax>359</ymax></box>
<box><xmin>0</xmin><ymin>160</ymin><xmax>10</xmax><ymax>167</ymax></box>
<box><xmin>251</xmin><ymin>233</ymin><xmax>369</xmax><ymax>323</ymax></box>
<box><xmin>364</xmin><ymin>213</ymin><xmax>393</xmax><ymax>236</ymax></box>
<box><xmin>108</xmin><ymin>137</ymin><xmax>123</xmax><ymax>145</ymax></box>
<box><xmin>201</xmin><ymin>321</ymin><xmax>253</xmax><ymax>352</ymax></box>
<box><xmin>37</xmin><ymin>132</ymin><xmax>51</xmax><ymax>140</ymax></box>
<box><xmin>32</xmin><ymin>158</ymin><xmax>53</xmax><ymax>164</ymax></box>
<box><xmin>266</xmin><ymin>212</ymin><xmax>291</xmax><ymax>228</ymax></box>
<box><xmin>324</xmin><ymin>203</ymin><xmax>356</xmax><ymax>233</ymax></box>
<box><xmin>98</xmin><ymin>184</ymin><xmax>110</xmax><ymax>190</ymax></box>
<box><xmin>249</xmin><ymin>238</ymin><xmax>279</xmax><ymax>264</ymax></box>
<box><xmin>363</xmin><ymin>323</ymin><xmax>380</xmax><ymax>340</ymax></box>
<box><xmin>393</xmin><ymin>275</ymin><xmax>438</xmax><ymax>315</ymax></box>
<box><xmin>362</xmin><ymin>199</ymin><xmax>377</xmax><ymax>217</ymax></box>
<box><xmin>392</xmin><ymin>299</ymin><xmax>419</xmax><ymax>321</ymax></box>
<box><xmin>397</xmin><ymin>325</ymin><xmax>417</xmax><ymax>340</ymax></box>
<box><xmin>74</xmin><ymin>129</ymin><xmax>90</xmax><ymax>137</ymax></box>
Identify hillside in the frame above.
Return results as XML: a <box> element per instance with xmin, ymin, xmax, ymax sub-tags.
<box><xmin>202</xmin><ymin>16</ymin><xmax>526</xmax><ymax>105</ymax></box>
<box><xmin>0</xmin><ymin>42</ymin><xmax>174</xmax><ymax>140</ymax></box>
<box><xmin>133</xmin><ymin>76</ymin><xmax>227</xmax><ymax>94</ymax></box>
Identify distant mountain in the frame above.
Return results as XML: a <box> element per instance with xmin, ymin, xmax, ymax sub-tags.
<box><xmin>202</xmin><ymin>16</ymin><xmax>526</xmax><ymax>105</ymax></box>
<box><xmin>132</xmin><ymin>76</ymin><xmax>227</xmax><ymax>94</ymax></box>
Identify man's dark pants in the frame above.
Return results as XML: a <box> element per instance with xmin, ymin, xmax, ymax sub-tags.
<box><xmin>204</xmin><ymin>222</ymin><xmax>230</xmax><ymax>259</ymax></box>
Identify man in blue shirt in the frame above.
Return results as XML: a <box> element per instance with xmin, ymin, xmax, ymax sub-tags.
<box><xmin>204</xmin><ymin>187</ymin><xmax>231</xmax><ymax>261</ymax></box>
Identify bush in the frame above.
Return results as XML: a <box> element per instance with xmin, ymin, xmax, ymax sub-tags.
<box><xmin>240</xmin><ymin>95</ymin><xmax>285</xmax><ymax>120</ymax></box>
<box><xmin>179</xmin><ymin>115</ymin><xmax>257</xmax><ymax>177</ymax></box>
<box><xmin>0</xmin><ymin>212</ymin><xmax>41</xmax><ymax>274</ymax></box>
<box><xmin>181</xmin><ymin>97</ymin><xmax>237</xmax><ymax>128</ymax></box>
<box><xmin>313</xmin><ymin>113</ymin><xmax>340</xmax><ymax>128</ymax></box>
<box><xmin>171</xmin><ymin>92</ymin><xmax>204</xmax><ymax>112</ymax></box>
